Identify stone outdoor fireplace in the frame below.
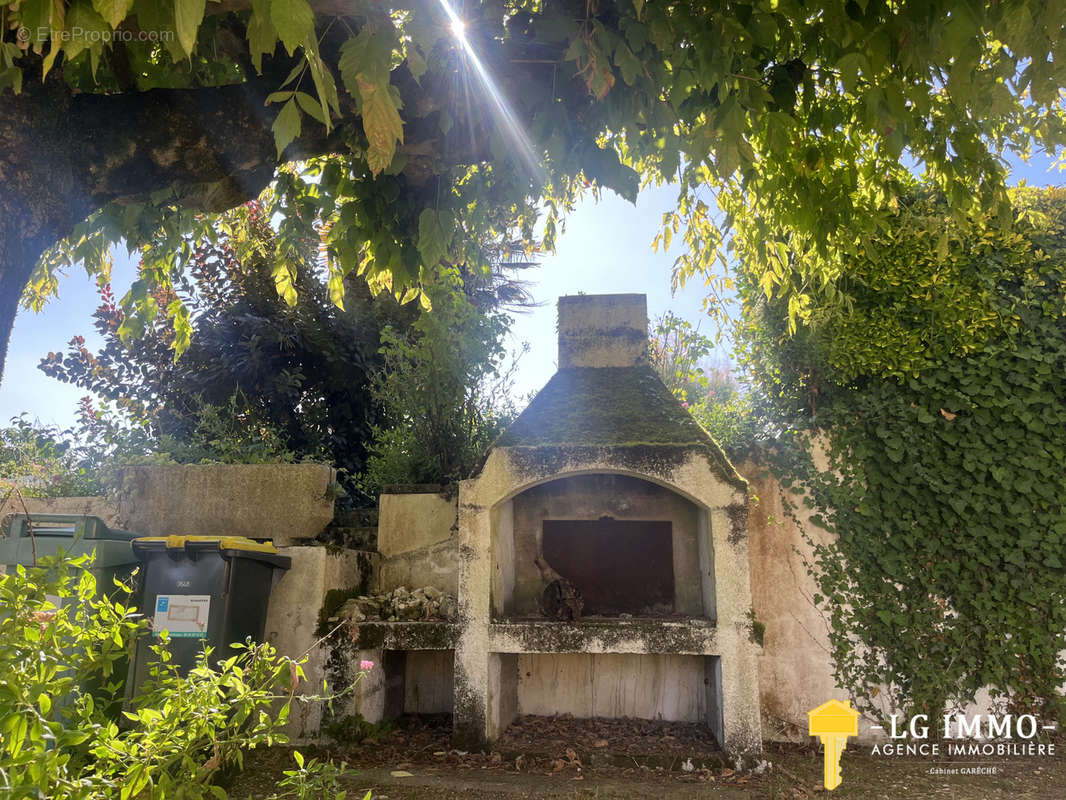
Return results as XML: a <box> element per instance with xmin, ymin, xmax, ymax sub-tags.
<box><xmin>453</xmin><ymin>294</ymin><xmax>763</xmax><ymax>761</ymax></box>
<box><xmin>332</xmin><ymin>294</ymin><xmax>761</xmax><ymax>763</ymax></box>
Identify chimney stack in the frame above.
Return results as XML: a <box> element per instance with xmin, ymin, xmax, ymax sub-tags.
<box><xmin>557</xmin><ymin>294</ymin><xmax>648</xmax><ymax>369</ymax></box>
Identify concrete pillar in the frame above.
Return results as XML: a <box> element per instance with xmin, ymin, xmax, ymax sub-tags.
<box><xmin>718</xmin><ymin>628</ymin><xmax>763</xmax><ymax>761</ymax></box>
<box><xmin>452</xmin><ymin>481</ymin><xmax>492</xmax><ymax>749</ymax></box>
<box><xmin>355</xmin><ymin>647</ymin><xmax>386</xmax><ymax>723</ymax></box>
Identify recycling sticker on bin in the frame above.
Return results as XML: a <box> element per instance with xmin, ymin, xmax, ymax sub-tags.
<box><xmin>152</xmin><ymin>594</ymin><xmax>211</xmax><ymax>638</ymax></box>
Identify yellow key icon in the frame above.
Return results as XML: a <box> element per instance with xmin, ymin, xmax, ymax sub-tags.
<box><xmin>808</xmin><ymin>699</ymin><xmax>859</xmax><ymax>791</ymax></box>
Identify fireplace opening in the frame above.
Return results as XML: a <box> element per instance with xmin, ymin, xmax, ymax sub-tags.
<box><xmin>492</xmin><ymin>474</ymin><xmax>715</xmax><ymax>620</ymax></box>
<box><xmin>542</xmin><ymin>520</ymin><xmax>674</xmax><ymax>616</ymax></box>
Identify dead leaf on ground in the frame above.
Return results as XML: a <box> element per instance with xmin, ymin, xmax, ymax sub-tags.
<box><xmin>593</xmin><ymin>738</ymin><xmax>609</xmax><ymax>748</ymax></box>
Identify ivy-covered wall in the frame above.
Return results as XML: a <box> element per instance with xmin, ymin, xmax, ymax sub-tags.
<box><xmin>736</xmin><ymin>187</ymin><xmax>1066</xmax><ymax>725</ymax></box>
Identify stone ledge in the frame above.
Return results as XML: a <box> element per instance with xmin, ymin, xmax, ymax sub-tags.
<box><xmin>350</xmin><ymin>621</ymin><xmax>459</xmax><ymax>650</ymax></box>
<box><xmin>488</xmin><ymin>619</ymin><xmax>719</xmax><ymax>655</ymax></box>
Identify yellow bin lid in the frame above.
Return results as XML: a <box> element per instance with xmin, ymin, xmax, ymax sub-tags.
<box><xmin>132</xmin><ymin>535</ymin><xmax>278</xmax><ymax>553</ymax></box>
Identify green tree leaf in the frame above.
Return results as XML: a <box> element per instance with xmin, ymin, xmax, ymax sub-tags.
<box><xmin>417</xmin><ymin>208</ymin><xmax>449</xmax><ymax>268</ymax></box>
<box><xmin>63</xmin><ymin>3</ymin><xmax>109</xmax><ymax>63</ymax></box>
<box><xmin>92</xmin><ymin>0</ymin><xmax>134</xmax><ymax>29</ymax></box>
<box><xmin>247</xmin><ymin>0</ymin><xmax>278</xmax><ymax>72</ymax></box>
<box><xmin>270</xmin><ymin>0</ymin><xmax>314</xmax><ymax>56</ymax></box>
<box><xmin>358</xmin><ymin>76</ymin><xmax>403</xmax><ymax>175</ymax></box>
<box><xmin>271</xmin><ymin>98</ymin><xmax>301</xmax><ymax>158</ymax></box>
<box><xmin>174</xmin><ymin>0</ymin><xmax>206</xmax><ymax>58</ymax></box>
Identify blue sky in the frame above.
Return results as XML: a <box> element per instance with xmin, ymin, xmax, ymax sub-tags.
<box><xmin>1</xmin><ymin>156</ymin><xmax>1061</xmax><ymax>429</ymax></box>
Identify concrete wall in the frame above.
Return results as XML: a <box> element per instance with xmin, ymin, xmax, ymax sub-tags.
<box><xmin>377</xmin><ymin>489</ymin><xmax>456</xmax><ymax>557</ymax></box>
<box><xmin>557</xmin><ymin>294</ymin><xmax>648</xmax><ymax>368</ymax></box>
<box><xmin>110</xmin><ymin>464</ymin><xmax>336</xmax><ymax>545</ymax></box>
<box><xmin>741</xmin><ymin>459</ymin><xmax>886</xmax><ymax>743</ymax></box>
<box><xmin>515</xmin><ymin>653</ymin><xmax>709</xmax><ymax>722</ymax></box>
<box><xmin>1</xmin><ymin>464</ymin><xmax>335</xmax><ymax>546</ymax></box>
<box><xmin>375</xmin><ymin>538</ymin><xmax>459</xmax><ymax>597</ymax></box>
<box><xmin>264</xmin><ymin>545</ymin><xmax>377</xmax><ymax>738</ymax></box>
<box><xmin>375</xmin><ymin>489</ymin><xmax>458</xmax><ymax>596</ymax></box>
<box><xmin>503</xmin><ymin>474</ymin><xmax>705</xmax><ymax>617</ymax></box>
<box><xmin>0</xmin><ymin>496</ymin><xmax>120</xmax><ymax>527</ymax></box>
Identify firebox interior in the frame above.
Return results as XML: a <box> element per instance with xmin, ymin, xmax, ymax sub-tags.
<box><xmin>542</xmin><ymin>520</ymin><xmax>674</xmax><ymax>615</ymax></box>
<box><xmin>492</xmin><ymin>473</ymin><xmax>714</xmax><ymax>620</ymax></box>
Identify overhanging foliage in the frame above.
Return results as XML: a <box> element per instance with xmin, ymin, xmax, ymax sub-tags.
<box><xmin>1</xmin><ymin>1</ymin><xmax>1064</xmax><ymax>377</ymax></box>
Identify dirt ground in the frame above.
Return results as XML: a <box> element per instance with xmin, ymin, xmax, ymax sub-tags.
<box><xmin>231</xmin><ymin>716</ymin><xmax>1065</xmax><ymax>800</ymax></box>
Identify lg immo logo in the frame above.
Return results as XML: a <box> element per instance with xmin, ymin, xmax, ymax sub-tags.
<box><xmin>870</xmin><ymin>712</ymin><xmax>1058</xmax><ymax>758</ymax></box>
<box><xmin>808</xmin><ymin>699</ymin><xmax>1059</xmax><ymax>790</ymax></box>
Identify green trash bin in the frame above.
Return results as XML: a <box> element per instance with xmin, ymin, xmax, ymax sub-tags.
<box><xmin>0</xmin><ymin>513</ymin><xmax>140</xmax><ymax>595</ymax></box>
<box><xmin>128</xmin><ymin>535</ymin><xmax>291</xmax><ymax>695</ymax></box>
<box><xmin>0</xmin><ymin>513</ymin><xmax>142</xmax><ymax>716</ymax></box>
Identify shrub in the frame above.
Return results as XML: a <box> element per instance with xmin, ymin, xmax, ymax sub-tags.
<box><xmin>361</xmin><ymin>282</ymin><xmax>520</xmax><ymax>494</ymax></box>
<box><xmin>0</xmin><ymin>554</ymin><xmax>351</xmax><ymax>799</ymax></box>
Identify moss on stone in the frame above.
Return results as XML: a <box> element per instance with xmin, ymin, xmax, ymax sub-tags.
<box><xmin>316</xmin><ymin>587</ymin><xmax>363</xmax><ymax>637</ymax></box>
<box><xmin>726</xmin><ymin>503</ymin><xmax>749</xmax><ymax>545</ymax></box>
<box><xmin>489</xmin><ymin>367</ymin><xmax>746</xmax><ymax>490</ymax></box>
<box><xmin>490</xmin><ymin>619</ymin><xmax>718</xmax><ymax>654</ymax></box>
<box><xmin>497</xmin><ymin>366</ymin><xmax>708</xmax><ymax>447</ymax></box>
<box><xmin>349</xmin><ymin>621</ymin><xmax>459</xmax><ymax>650</ymax></box>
